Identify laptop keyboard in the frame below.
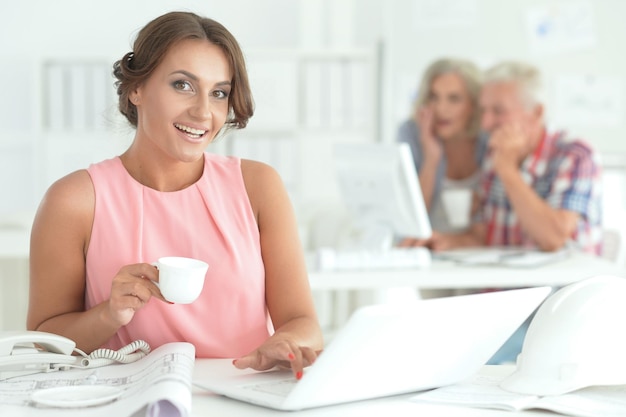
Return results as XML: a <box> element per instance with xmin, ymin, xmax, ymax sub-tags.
<box><xmin>240</xmin><ymin>378</ymin><xmax>297</xmax><ymax>397</ymax></box>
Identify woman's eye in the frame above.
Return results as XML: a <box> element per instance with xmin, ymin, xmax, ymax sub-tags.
<box><xmin>212</xmin><ymin>90</ymin><xmax>229</xmax><ymax>99</ymax></box>
<box><xmin>172</xmin><ymin>80</ymin><xmax>192</xmax><ymax>91</ymax></box>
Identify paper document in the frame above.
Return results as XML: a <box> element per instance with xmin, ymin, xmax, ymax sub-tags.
<box><xmin>412</xmin><ymin>368</ymin><xmax>626</xmax><ymax>417</ymax></box>
<box><xmin>0</xmin><ymin>342</ymin><xmax>195</xmax><ymax>417</ymax></box>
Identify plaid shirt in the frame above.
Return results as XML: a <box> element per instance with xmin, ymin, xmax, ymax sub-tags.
<box><xmin>476</xmin><ymin>129</ymin><xmax>603</xmax><ymax>255</ymax></box>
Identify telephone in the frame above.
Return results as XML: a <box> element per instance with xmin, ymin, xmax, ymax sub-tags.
<box><xmin>0</xmin><ymin>330</ymin><xmax>151</xmax><ymax>380</ymax></box>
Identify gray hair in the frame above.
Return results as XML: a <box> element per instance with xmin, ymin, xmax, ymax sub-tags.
<box><xmin>483</xmin><ymin>61</ymin><xmax>543</xmax><ymax>109</ymax></box>
<box><xmin>414</xmin><ymin>57</ymin><xmax>483</xmax><ymax>137</ymax></box>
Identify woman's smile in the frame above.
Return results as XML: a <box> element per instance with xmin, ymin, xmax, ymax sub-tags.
<box><xmin>174</xmin><ymin>122</ymin><xmax>209</xmax><ymax>143</ymax></box>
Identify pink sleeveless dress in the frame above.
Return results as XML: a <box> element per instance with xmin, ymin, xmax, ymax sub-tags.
<box><xmin>85</xmin><ymin>153</ymin><xmax>271</xmax><ymax>357</ymax></box>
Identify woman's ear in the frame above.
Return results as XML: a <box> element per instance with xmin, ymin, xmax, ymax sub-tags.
<box><xmin>129</xmin><ymin>89</ymin><xmax>141</xmax><ymax>105</ymax></box>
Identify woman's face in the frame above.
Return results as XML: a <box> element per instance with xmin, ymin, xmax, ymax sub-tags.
<box><xmin>426</xmin><ymin>72</ymin><xmax>474</xmax><ymax>141</ymax></box>
<box><xmin>130</xmin><ymin>38</ymin><xmax>232</xmax><ymax>163</ymax></box>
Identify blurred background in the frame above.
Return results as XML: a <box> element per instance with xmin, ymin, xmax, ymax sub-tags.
<box><xmin>2</xmin><ymin>0</ymin><xmax>626</xmax><ymax>226</ymax></box>
<box><xmin>1</xmin><ymin>0</ymin><xmax>625</xmax><ymax>329</ymax></box>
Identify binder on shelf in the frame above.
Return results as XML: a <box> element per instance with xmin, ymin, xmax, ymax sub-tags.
<box><xmin>349</xmin><ymin>60</ymin><xmax>371</xmax><ymax>129</ymax></box>
<box><xmin>90</xmin><ymin>63</ymin><xmax>113</xmax><ymax>131</ymax></box>
<box><xmin>45</xmin><ymin>63</ymin><xmax>67</xmax><ymax>131</ymax></box>
<box><xmin>328</xmin><ymin>60</ymin><xmax>346</xmax><ymax>129</ymax></box>
<box><xmin>303</xmin><ymin>61</ymin><xmax>323</xmax><ymax>129</ymax></box>
<box><xmin>69</xmin><ymin>63</ymin><xmax>88</xmax><ymax>130</ymax></box>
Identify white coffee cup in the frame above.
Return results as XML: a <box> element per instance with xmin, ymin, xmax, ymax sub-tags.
<box><xmin>153</xmin><ymin>256</ymin><xmax>209</xmax><ymax>304</ymax></box>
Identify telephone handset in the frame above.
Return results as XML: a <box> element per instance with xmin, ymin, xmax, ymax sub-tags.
<box><xmin>0</xmin><ymin>330</ymin><xmax>151</xmax><ymax>380</ymax></box>
<box><xmin>0</xmin><ymin>330</ymin><xmax>76</xmax><ymax>356</ymax></box>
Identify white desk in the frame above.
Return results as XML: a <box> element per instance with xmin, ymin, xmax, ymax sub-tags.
<box><xmin>191</xmin><ymin>362</ymin><xmax>554</xmax><ymax>416</ymax></box>
<box><xmin>308</xmin><ymin>252</ymin><xmax>626</xmax><ymax>290</ymax></box>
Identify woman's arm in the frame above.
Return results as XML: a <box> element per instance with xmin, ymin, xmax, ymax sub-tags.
<box><xmin>27</xmin><ymin>170</ymin><xmax>163</xmax><ymax>352</ymax></box>
<box><xmin>234</xmin><ymin>159</ymin><xmax>323</xmax><ymax>378</ymax></box>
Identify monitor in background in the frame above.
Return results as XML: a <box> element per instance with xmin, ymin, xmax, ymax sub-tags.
<box><xmin>333</xmin><ymin>142</ymin><xmax>432</xmax><ymax>250</ymax></box>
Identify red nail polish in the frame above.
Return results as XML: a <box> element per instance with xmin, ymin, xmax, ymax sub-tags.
<box><xmin>296</xmin><ymin>371</ymin><xmax>303</xmax><ymax>380</ymax></box>
<box><xmin>288</xmin><ymin>353</ymin><xmax>295</xmax><ymax>360</ymax></box>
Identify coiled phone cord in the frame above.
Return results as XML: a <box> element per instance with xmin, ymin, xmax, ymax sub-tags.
<box><xmin>74</xmin><ymin>339</ymin><xmax>151</xmax><ymax>368</ymax></box>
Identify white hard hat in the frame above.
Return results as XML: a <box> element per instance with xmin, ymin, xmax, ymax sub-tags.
<box><xmin>500</xmin><ymin>275</ymin><xmax>626</xmax><ymax>396</ymax></box>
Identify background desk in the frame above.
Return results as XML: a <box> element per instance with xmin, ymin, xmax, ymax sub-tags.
<box><xmin>308</xmin><ymin>252</ymin><xmax>626</xmax><ymax>332</ymax></box>
<box><xmin>308</xmin><ymin>252</ymin><xmax>626</xmax><ymax>290</ymax></box>
<box><xmin>191</xmin><ymin>362</ymin><xmax>555</xmax><ymax>416</ymax></box>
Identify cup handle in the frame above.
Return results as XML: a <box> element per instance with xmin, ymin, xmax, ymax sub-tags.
<box><xmin>150</xmin><ymin>262</ymin><xmax>160</xmax><ymax>287</ymax></box>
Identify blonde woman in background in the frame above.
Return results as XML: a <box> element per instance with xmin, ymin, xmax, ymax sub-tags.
<box><xmin>397</xmin><ymin>58</ymin><xmax>487</xmax><ymax>236</ymax></box>
<box><xmin>397</xmin><ymin>58</ymin><xmax>486</xmax><ymax>299</ymax></box>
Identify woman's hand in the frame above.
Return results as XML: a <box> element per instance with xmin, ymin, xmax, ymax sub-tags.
<box><xmin>415</xmin><ymin>106</ymin><xmax>442</xmax><ymax>161</ymax></box>
<box><xmin>398</xmin><ymin>235</ymin><xmax>431</xmax><ymax>248</ymax></box>
<box><xmin>232</xmin><ymin>337</ymin><xmax>321</xmax><ymax>380</ymax></box>
<box><xmin>399</xmin><ymin>231</ymin><xmax>455</xmax><ymax>252</ymax></box>
<box><xmin>106</xmin><ymin>263</ymin><xmax>167</xmax><ymax>327</ymax></box>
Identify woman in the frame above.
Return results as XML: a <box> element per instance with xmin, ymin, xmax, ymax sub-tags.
<box><xmin>27</xmin><ymin>11</ymin><xmax>322</xmax><ymax>380</ymax></box>
<box><xmin>397</xmin><ymin>58</ymin><xmax>486</xmax><ymax>235</ymax></box>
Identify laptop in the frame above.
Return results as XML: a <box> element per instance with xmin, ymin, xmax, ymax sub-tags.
<box><xmin>193</xmin><ymin>286</ymin><xmax>551</xmax><ymax>410</ymax></box>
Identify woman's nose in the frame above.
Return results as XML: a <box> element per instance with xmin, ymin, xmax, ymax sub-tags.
<box><xmin>189</xmin><ymin>95</ymin><xmax>212</xmax><ymax>120</ymax></box>
<box><xmin>433</xmin><ymin>98</ymin><xmax>452</xmax><ymax>116</ymax></box>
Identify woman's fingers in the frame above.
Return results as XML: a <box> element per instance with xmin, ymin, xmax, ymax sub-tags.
<box><xmin>107</xmin><ymin>263</ymin><xmax>169</xmax><ymax>326</ymax></box>
<box><xmin>233</xmin><ymin>344</ymin><xmax>321</xmax><ymax>380</ymax></box>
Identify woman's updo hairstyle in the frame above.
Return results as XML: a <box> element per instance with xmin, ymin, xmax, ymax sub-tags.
<box><xmin>113</xmin><ymin>11</ymin><xmax>254</xmax><ymax>130</ymax></box>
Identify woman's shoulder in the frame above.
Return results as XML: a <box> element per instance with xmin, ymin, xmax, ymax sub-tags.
<box><xmin>475</xmin><ymin>130</ymin><xmax>490</xmax><ymax>161</ymax></box>
<box><xmin>32</xmin><ymin>169</ymin><xmax>95</xmax><ymax>245</ymax></box>
<box><xmin>39</xmin><ymin>170</ymin><xmax>95</xmax><ymax>217</ymax></box>
<box><xmin>477</xmin><ymin>130</ymin><xmax>490</xmax><ymax>145</ymax></box>
<box><xmin>240</xmin><ymin>159</ymin><xmax>281</xmax><ymax>187</ymax></box>
<box><xmin>239</xmin><ymin>159</ymin><xmax>285</xmax><ymax>214</ymax></box>
<box><xmin>397</xmin><ymin>118</ymin><xmax>420</xmax><ymax>143</ymax></box>
<box><xmin>46</xmin><ymin>170</ymin><xmax>94</xmax><ymax>200</ymax></box>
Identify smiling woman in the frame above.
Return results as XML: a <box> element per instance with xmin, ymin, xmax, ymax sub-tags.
<box><xmin>27</xmin><ymin>11</ymin><xmax>323</xmax><ymax>381</ymax></box>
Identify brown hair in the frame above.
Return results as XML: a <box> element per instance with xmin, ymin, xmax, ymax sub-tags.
<box><xmin>113</xmin><ymin>11</ymin><xmax>254</xmax><ymax>130</ymax></box>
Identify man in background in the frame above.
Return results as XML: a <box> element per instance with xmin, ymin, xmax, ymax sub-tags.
<box><xmin>414</xmin><ymin>60</ymin><xmax>603</xmax><ymax>363</ymax></box>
